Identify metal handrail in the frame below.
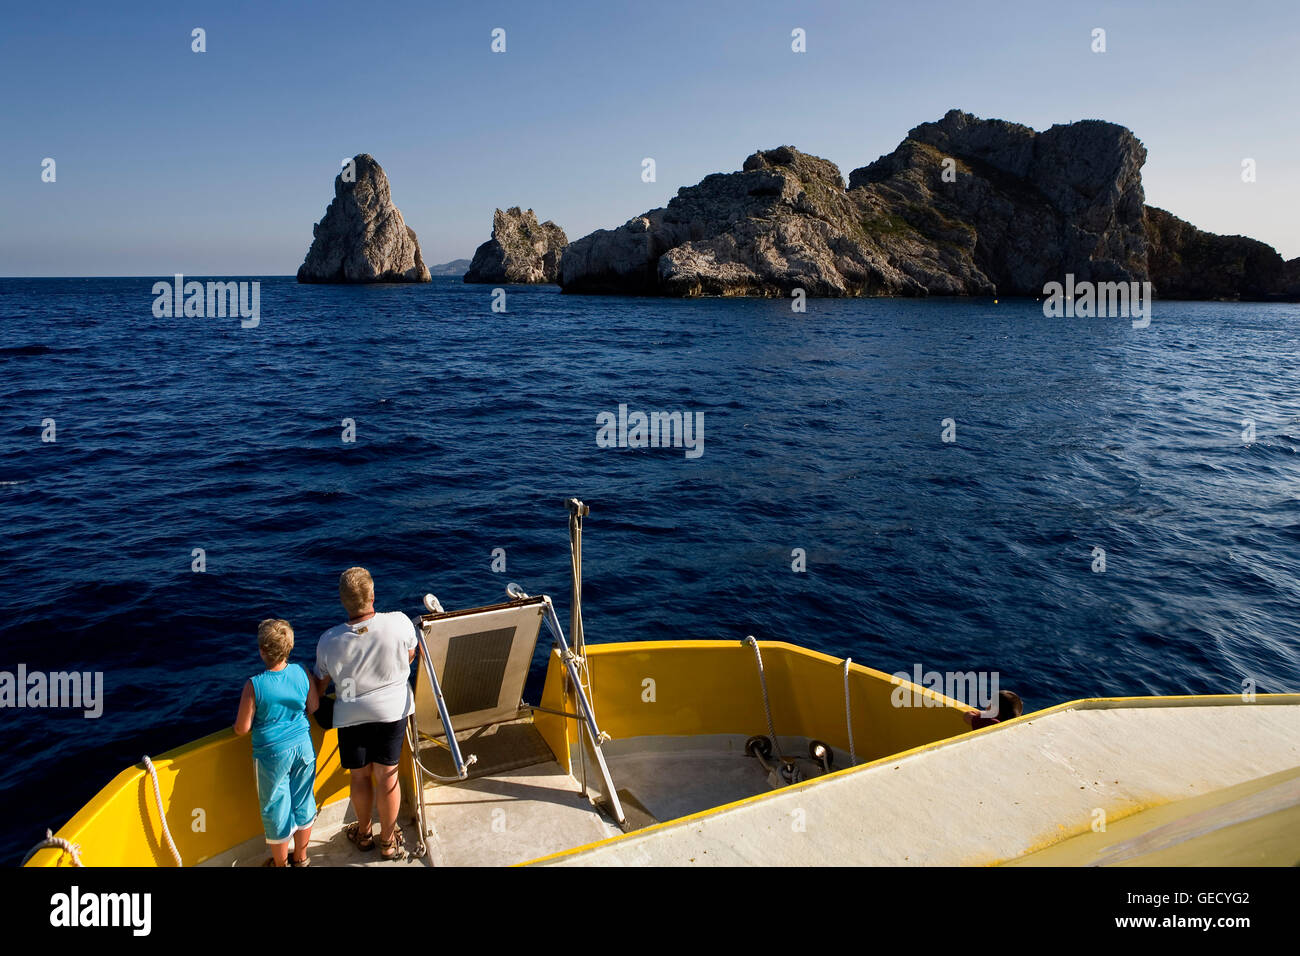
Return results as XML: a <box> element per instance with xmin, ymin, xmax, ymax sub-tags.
<box><xmin>507</xmin><ymin>580</ymin><xmax>625</xmax><ymax>826</ymax></box>
<box><xmin>566</xmin><ymin>497</ymin><xmax>590</xmax><ymax>800</ymax></box>
<box><xmin>414</xmin><ymin>624</ymin><xmax>473</xmax><ymax>780</ymax></box>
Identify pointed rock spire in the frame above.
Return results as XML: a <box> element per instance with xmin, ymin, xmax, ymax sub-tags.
<box><xmin>298</xmin><ymin>154</ymin><xmax>430</xmax><ymax>283</ymax></box>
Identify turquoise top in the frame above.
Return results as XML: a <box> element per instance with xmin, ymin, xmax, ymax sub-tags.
<box><xmin>249</xmin><ymin>664</ymin><xmax>312</xmax><ymax>759</ymax></box>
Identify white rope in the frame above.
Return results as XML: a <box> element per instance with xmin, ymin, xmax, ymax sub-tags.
<box><xmin>406</xmin><ymin>720</ymin><xmax>477</xmax><ymax>783</ymax></box>
<box><xmin>142</xmin><ymin>755</ymin><xmax>183</xmax><ymax>867</ymax></box>
<box><xmin>21</xmin><ymin>829</ymin><xmax>83</xmax><ymax>867</ymax></box>
<box><xmin>843</xmin><ymin>658</ymin><xmax>857</xmax><ymax>766</ymax></box>
<box><xmin>404</xmin><ymin>719</ymin><xmax>433</xmax><ymax>858</ymax></box>
<box><xmin>745</xmin><ymin>636</ymin><xmax>785</xmax><ymax>760</ymax></box>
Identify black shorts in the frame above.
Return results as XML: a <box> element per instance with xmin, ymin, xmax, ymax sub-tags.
<box><xmin>338</xmin><ymin>719</ymin><xmax>405</xmax><ymax>769</ymax></box>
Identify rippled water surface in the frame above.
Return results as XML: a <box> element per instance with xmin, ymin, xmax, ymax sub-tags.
<box><xmin>2</xmin><ymin>276</ymin><xmax>1299</xmax><ymax>861</ymax></box>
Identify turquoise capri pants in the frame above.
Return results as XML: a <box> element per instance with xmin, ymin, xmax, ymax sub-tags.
<box><xmin>254</xmin><ymin>735</ymin><xmax>317</xmax><ymax>843</ymax></box>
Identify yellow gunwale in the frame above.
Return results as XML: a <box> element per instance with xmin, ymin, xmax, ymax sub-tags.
<box><xmin>25</xmin><ymin>722</ymin><xmax>352</xmax><ymax>867</ymax></box>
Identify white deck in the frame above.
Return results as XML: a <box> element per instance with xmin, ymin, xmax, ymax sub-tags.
<box><xmin>540</xmin><ymin>699</ymin><xmax>1300</xmax><ymax>866</ymax></box>
<box><xmin>199</xmin><ymin>796</ymin><xmax>432</xmax><ymax>868</ymax></box>
<box><xmin>201</xmin><ymin>730</ymin><xmax>807</xmax><ymax>867</ymax></box>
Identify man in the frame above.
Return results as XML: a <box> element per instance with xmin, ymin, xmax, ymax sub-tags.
<box><xmin>314</xmin><ymin>567</ymin><xmax>417</xmax><ymax>861</ymax></box>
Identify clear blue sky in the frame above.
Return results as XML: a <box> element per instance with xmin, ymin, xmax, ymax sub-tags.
<box><xmin>2</xmin><ymin>0</ymin><xmax>1297</xmax><ymax>275</ymax></box>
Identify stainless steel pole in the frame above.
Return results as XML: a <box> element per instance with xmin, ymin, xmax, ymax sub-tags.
<box><xmin>566</xmin><ymin>497</ymin><xmax>589</xmax><ymax>798</ymax></box>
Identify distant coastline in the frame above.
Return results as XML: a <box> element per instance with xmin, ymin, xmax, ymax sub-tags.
<box><xmin>428</xmin><ymin>258</ymin><xmax>470</xmax><ymax>277</ymax></box>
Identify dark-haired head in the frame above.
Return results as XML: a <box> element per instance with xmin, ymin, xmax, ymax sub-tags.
<box><xmin>997</xmin><ymin>690</ymin><xmax>1023</xmax><ymax>722</ymax></box>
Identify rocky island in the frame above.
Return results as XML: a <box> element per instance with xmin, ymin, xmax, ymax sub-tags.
<box><xmin>1145</xmin><ymin>206</ymin><xmax>1298</xmax><ymax>301</ymax></box>
<box><xmin>297</xmin><ymin>154</ymin><xmax>430</xmax><ymax>283</ymax></box>
<box><xmin>558</xmin><ymin>110</ymin><xmax>1298</xmax><ymax>300</ymax></box>
<box><xmin>464</xmin><ymin>207</ymin><xmax>567</xmax><ymax>284</ymax></box>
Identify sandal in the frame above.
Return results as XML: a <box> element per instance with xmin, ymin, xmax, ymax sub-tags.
<box><xmin>290</xmin><ymin>855</ymin><xmax>311</xmax><ymax>867</ymax></box>
<box><xmin>379</xmin><ymin>824</ymin><xmax>407</xmax><ymax>861</ymax></box>
<box><xmin>344</xmin><ymin>821</ymin><xmax>375</xmax><ymax>852</ymax></box>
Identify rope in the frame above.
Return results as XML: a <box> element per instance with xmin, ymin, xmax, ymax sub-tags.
<box><xmin>404</xmin><ymin>719</ymin><xmax>435</xmax><ymax>859</ymax></box>
<box><xmin>405</xmin><ymin>720</ymin><xmax>478</xmax><ymax>783</ymax></box>
<box><xmin>21</xmin><ymin>830</ymin><xmax>83</xmax><ymax>867</ymax></box>
<box><xmin>745</xmin><ymin>636</ymin><xmax>785</xmax><ymax>760</ymax></box>
<box><xmin>843</xmin><ymin>658</ymin><xmax>857</xmax><ymax>766</ymax></box>
<box><xmin>142</xmin><ymin>756</ymin><xmax>183</xmax><ymax>867</ymax></box>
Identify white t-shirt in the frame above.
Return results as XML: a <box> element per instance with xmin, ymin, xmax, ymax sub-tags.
<box><xmin>315</xmin><ymin>611</ymin><xmax>418</xmax><ymax>728</ymax></box>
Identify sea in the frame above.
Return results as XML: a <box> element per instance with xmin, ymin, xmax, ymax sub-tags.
<box><xmin>2</xmin><ymin>275</ymin><xmax>1299</xmax><ymax>863</ymax></box>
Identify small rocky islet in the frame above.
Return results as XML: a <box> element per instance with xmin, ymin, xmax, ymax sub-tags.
<box><xmin>463</xmin><ymin>207</ymin><xmax>567</xmax><ymax>284</ymax></box>
<box><xmin>297</xmin><ymin>154</ymin><xmax>430</xmax><ymax>284</ymax></box>
<box><xmin>298</xmin><ymin>114</ymin><xmax>1298</xmax><ymax>299</ymax></box>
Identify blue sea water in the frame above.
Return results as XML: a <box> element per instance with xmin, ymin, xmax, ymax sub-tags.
<box><xmin>2</xmin><ymin>275</ymin><xmax>1299</xmax><ymax>863</ymax></box>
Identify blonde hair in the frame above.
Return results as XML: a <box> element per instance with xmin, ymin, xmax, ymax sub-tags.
<box><xmin>257</xmin><ymin>618</ymin><xmax>294</xmax><ymax>665</ymax></box>
<box><xmin>339</xmin><ymin>566</ymin><xmax>374</xmax><ymax>616</ymax></box>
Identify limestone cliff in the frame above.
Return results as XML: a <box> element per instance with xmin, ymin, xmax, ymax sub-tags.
<box><xmin>560</xmin><ymin>111</ymin><xmax>1294</xmax><ymax>300</ymax></box>
<box><xmin>1145</xmin><ymin>206</ymin><xmax>1290</xmax><ymax>300</ymax></box>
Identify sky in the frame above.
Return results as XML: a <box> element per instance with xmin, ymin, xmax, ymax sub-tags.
<box><xmin>1</xmin><ymin>0</ymin><xmax>1297</xmax><ymax>276</ymax></box>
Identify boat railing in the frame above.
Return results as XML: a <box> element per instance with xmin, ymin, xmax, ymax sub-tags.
<box><xmin>413</xmin><ymin>614</ymin><xmax>474</xmax><ymax>781</ymax></box>
<box><xmin>506</xmin><ymin>582</ymin><xmax>626</xmax><ymax>826</ymax></box>
<box><xmin>405</xmin><ymin>596</ymin><xmax>480</xmax><ymax>857</ymax></box>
